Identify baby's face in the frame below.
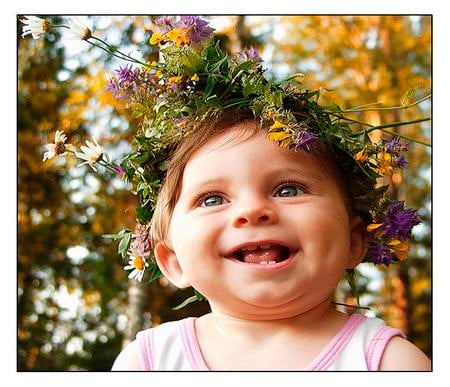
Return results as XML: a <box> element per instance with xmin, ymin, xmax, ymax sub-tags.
<box><xmin>158</xmin><ymin>125</ymin><xmax>363</xmax><ymax>319</ymax></box>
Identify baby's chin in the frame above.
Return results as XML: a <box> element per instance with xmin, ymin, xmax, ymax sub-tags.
<box><xmin>207</xmin><ymin>288</ymin><xmax>317</xmax><ymax>320</ymax></box>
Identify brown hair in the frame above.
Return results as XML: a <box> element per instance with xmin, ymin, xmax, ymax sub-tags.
<box><xmin>149</xmin><ymin>111</ymin><xmax>354</xmax><ymax>248</ymax></box>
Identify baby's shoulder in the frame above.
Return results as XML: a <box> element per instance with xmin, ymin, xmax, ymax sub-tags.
<box><xmin>379</xmin><ymin>336</ymin><xmax>431</xmax><ymax>370</ymax></box>
<box><xmin>356</xmin><ymin>315</ymin><xmax>430</xmax><ymax>370</ymax></box>
<box><xmin>111</xmin><ymin>339</ymin><xmax>142</xmax><ymax>371</ymax></box>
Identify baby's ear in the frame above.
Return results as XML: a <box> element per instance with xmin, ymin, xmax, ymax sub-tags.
<box><xmin>154</xmin><ymin>242</ymin><xmax>191</xmax><ymax>288</ymax></box>
<box><xmin>347</xmin><ymin>216</ymin><xmax>369</xmax><ymax>269</ymax></box>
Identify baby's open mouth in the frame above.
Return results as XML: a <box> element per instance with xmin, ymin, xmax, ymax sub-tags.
<box><xmin>227</xmin><ymin>243</ymin><xmax>292</xmax><ymax>265</ymax></box>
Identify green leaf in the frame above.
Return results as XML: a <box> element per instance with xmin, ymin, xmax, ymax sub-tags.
<box><xmin>204</xmin><ymin>75</ymin><xmax>218</xmax><ymax>98</ymax></box>
<box><xmin>135</xmin><ymin>206</ymin><xmax>152</xmax><ymax>223</ymax></box>
<box><xmin>172</xmin><ymin>289</ymin><xmax>206</xmax><ymax>310</ymax></box>
<box><xmin>102</xmin><ymin>228</ymin><xmax>132</xmax><ymax>240</ymax></box>
<box><xmin>205</xmin><ymin>95</ymin><xmax>222</xmax><ymax>108</ymax></box>
<box><xmin>401</xmin><ymin>84</ymin><xmax>421</xmax><ymax>106</ymax></box>
<box><xmin>172</xmin><ymin>295</ymin><xmax>199</xmax><ymax>310</ymax></box>
<box><xmin>208</xmin><ymin>55</ymin><xmax>228</xmax><ymax>74</ymax></box>
<box><xmin>132</xmin><ymin>110</ymin><xmax>144</xmax><ymax>119</ymax></box>
<box><xmin>146</xmin><ymin>264</ymin><xmax>162</xmax><ymax>283</ymax></box>
<box><xmin>231</xmin><ymin>60</ymin><xmax>254</xmax><ymax>76</ymax></box>
<box><xmin>118</xmin><ymin>232</ymin><xmax>132</xmax><ymax>258</ymax></box>
<box><xmin>345</xmin><ymin>269</ymin><xmax>360</xmax><ymax>306</ymax></box>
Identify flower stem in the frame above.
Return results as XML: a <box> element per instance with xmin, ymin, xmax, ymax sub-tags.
<box><xmin>351</xmin><ymin>116</ymin><xmax>431</xmax><ymax>146</ymax></box>
<box><xmin>342</xmin><ymin>94</ymin><xmax>431</xmax><ymax>113</ymax></box>
<box><xmin>330</xmin><ymin>113</ymin><xmax>373</xmax><ymax>127</ymax></box>
<box><xmin>379</xmin><ymin>129</ymin><xmax>431</xmax><ymax>147</ymax></box>
<box><xmin>331</xmin><ymin>301</ymin><xmax>371</xmax><ymax>311</ymax></box>
<box><xmin>86</xmin><ymin>40</ymin><xmax>134</xmax><ymax>63</ymax></box>
<box><xmin>90</xmin><ymin>36</ymin><xmax>152</xmax><ymax>68</ymax></box>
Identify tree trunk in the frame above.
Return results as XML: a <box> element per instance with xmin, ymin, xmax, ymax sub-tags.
<box><xmin>122</xmin><ymin>280</ymin><xmax>146</xmax><ymax>347</ymax></box>
<box><xmin>229</xmin><ymin>16</ymin><xmax>246</xmax><ymax>54</ymax></box>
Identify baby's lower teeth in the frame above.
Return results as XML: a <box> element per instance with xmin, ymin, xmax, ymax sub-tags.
<box><xmin>259</xmin><ymin>260</ymin><xmax>276</xmax><ymax>265</ymax></box>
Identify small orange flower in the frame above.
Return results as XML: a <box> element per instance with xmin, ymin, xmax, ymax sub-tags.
<box><xmin>354</xmin><ymin>149</ymin><xmax>368</xmax><ymax>163</ymax></box>
<box><xmin>270</xmin><ymin>120</ymin><xmax>289</xmax><ymax>130</ymax></box>
<box><xmin>377</xmin><ymin>151</ymin><xmax>394</xmax><ymax>175</ymax></box>
<box><xmin>149</xmin><ymin>32</ymin><xmax>166</xmax><ymax>45</ymax></box>
<box><xmin>387</xmin><ymin>239</ymin><xmax>410</xmax><ymax>261</ymax></box>
<box><xmin>267</xmin><ymin>131</ymin><xmax>292</xmax><ymax>148</ymax></box>
<box><xmin>166</xmin><ymin>28</ymin><xmax>190</xmax><ymax>46</ymax></box>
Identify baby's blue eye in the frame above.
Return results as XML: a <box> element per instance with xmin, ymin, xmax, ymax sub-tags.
<box><xmin>201</xmin><ymin>195</ymin><xmax>224</xmax><ymax>207</ymax></box>
<box><xmin>275</xmin><ymin>185</ymin><xmax>304</xmax><ymax>197</ymax></box>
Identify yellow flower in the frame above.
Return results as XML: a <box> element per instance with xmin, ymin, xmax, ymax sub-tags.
<box><xmin>354</xmin><ymin>149</ymin><xmax>368</xmax><ymax>163</ymax></box>
<box><xmin>367</xmin><ymin>223</ymin><xmax>385</xmax><ymax>239</ymax></box>
<box><xmin>166</xmin><ymin>28</ymin><xmax>190</xmax><ymax>46</ymax></box>
<box><xmin>149</xmin><ymin>32</ymin><xmax>166</xmax><ymax>45</ymax></box>
<box><xmin>367</xmin><ymin>223</ymin><xmax>382</xmax><ymax>232</ymax></box>
<box><xmin>377</xmin><ymin>151</ymin><xmax>394</xmax><ymax>175</ymax></box>
<box><xmin>191</xmin><ymin>73</ymin><xmax>199</xmax><ymax>82</ymax></box>
<box><xmin>387</xmin><ymin>239</ymin><xmax>410</xmax><ymax>261</ymax></box>
<box><xmin>265</xmin><ymin>111</ymin><xmax>276</xmax><ymax>120</ymax></box>
<box><xmin>267</xmin><ymin>131</ymin><xmax>292</xmax><ymax>148</ymax></box>
<box><xmin>270</xmin><ymin>120</ymin><xmax>289</xmax><ymax>130</ymax></box>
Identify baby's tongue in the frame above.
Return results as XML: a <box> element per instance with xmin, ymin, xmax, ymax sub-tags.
<box><xmin>241</xmin><ymin>246</ymin><xmax>284</xmax><ymax>264</ymax></box>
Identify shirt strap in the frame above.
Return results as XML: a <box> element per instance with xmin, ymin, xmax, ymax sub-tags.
<box><xmin>365</xmin><ymin>325</ymin><xmax>406</xmax><ymax>370</ymax></box>
<box><xmin>136</xmin><ymin>329</ymin><xmax>155</xmax><ymax>370</ymax></box>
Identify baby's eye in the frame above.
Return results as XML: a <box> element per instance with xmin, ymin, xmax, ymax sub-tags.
<box><xmin>275</xmin><ymin>184</ymin><xmax>305</xmax><ymax>197</ymax></box>
<box><xmin>201</xmin><ymin>194</ymin><xmax>225</xmax><ymax>207</ymax></box>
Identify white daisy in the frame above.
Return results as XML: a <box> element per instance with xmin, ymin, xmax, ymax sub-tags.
<box><xmin>124</xmin><ymin>247</ymin><xmax>150</xmax><ymax>282</ymax></box>
<box><xmin>21</xmin><ymin>16</ymin><xmax>52</xmax><ymax>40</ymax></box>
<box><xmin>76</xmin><ymin>137</ymin><xmax>109</xmax><ymax>171</ymax></box>
<box><xmin>43</xmin><ymin>130</ymin><xmax>75</xmax><ymax>161</ymax></box>
<box><xmin>66</xmin><ymin>17</ymin><xmax>92</xmax><ymax>40</ymax></box>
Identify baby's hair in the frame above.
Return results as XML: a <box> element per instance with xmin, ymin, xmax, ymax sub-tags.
<box><xmin>150</xmin><ymin>110</ymin><xmax>356</xmax><ymax>249</ymax></box>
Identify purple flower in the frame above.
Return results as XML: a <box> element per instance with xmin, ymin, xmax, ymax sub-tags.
<box><xmin>290</xmin><ymin>129</ymin><xmax>319</xmax><ymax>152</ymax></box>
<box><xmin>235</xmin><ymin>47</ymin><xmax>263</xmax><ymax>63</ymax></box>
<box><xmin>131</xmin><ymin>223</ymin><xmax>151</xmax><ymax>257</ymax></box>
<box><xmin>383</xmin><ymin>137</ymin><xmax>409</xmax><ymax>154</ymax></box>
<box><xmin>106</xmin><ymin>65</ymin><xmax>158</xmax><ymax>100</ymax></box>
<box><xmin>154</xmin><ymin>16</ymin><xmax>176</xmax><ymax>34</ymax></box>
<box><xmin>380</xmin><ymin>200</ymin><xmax>421</xmax><ymax>241</ymax></box>
<box><xmin>393</xmin><ymin>154</ymin><xmax>407</xmax><ymax>168</ymax></box>
<box><xmin>115</xmin><ymin>165</ymin><xmax>124</xmax><ymax>177</ymax></box>
<box><xmin>178</xmin><ymin>16</ymin><xmax>214</xmax><ymax>45</ymax></box>
<box><xmin>367</xmin><ymin>241</ymin><xmax>395</xmax><ymax>266</ymax></box>
<box><xmin>116</xmin><ymin>64</ymin><xmax>136</xmax><ymax>84</ymax></box>
<box><xmin>382</xmin><ymin>137</ymin><xmax>409</xmax><ymax>169</ymax></box>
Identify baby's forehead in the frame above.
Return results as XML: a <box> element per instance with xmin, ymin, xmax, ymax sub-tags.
<box><xmin>184</xmin><ymin>125</ymin><xmax>338</xmax><ymax>182</ymax></box>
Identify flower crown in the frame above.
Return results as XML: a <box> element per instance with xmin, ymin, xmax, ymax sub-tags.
<box><xmin>22</xmin><ymin>16</ymin><xmax>430</xmax><ymax>305</ymax></box>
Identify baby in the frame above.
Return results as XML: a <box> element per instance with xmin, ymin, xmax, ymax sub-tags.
<box><xmin>21</xmin><ymin>14</ymin><xmax>430</xmax><ymax>372</ymax></box>
<box><xmin>112</xmin><ymin>115</ymin><xmax>431</xmax><ymax>371</ymax></box>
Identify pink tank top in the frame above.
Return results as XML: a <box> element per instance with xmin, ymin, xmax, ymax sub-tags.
<box><xmin>136</xmin><ymin>313</ymin><xmax>405</xmax><ymax>370</ymax></box>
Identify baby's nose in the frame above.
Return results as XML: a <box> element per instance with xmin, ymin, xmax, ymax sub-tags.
<box><xmin>232</xmin><ymin>198</ymin><xmax>278</xmax><ymax>227</ymax></box>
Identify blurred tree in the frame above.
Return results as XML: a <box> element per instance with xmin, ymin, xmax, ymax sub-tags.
<box><xmin>18</xmin><ymin>16</ymin><xmax>139</xmax><ymax>370</ymax></box>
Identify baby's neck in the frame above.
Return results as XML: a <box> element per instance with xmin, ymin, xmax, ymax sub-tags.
<box><xmin>203</xmin><ymin>298</ymin><xmax>343</xmax><ymax>342</ymax></box>
<box><xmin>195</xmin><ymin>299</ymin><xmax>350</xmax><ymax>369</ymax></box>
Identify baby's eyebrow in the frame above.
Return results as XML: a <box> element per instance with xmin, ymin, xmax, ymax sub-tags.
<box><xmin>184</xmin><ymin>177</ymin><xmax>229</xmax><ymax>193</ymax></box>
<box><xmin>269</xmin><ymin>167</ymin><xmax>323</xmax><ymax>182</ymax></box>
<box><xmin>185</xmin><ymin>168</ymin><xmax>323</xmax><ymax>194</ymax></box>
